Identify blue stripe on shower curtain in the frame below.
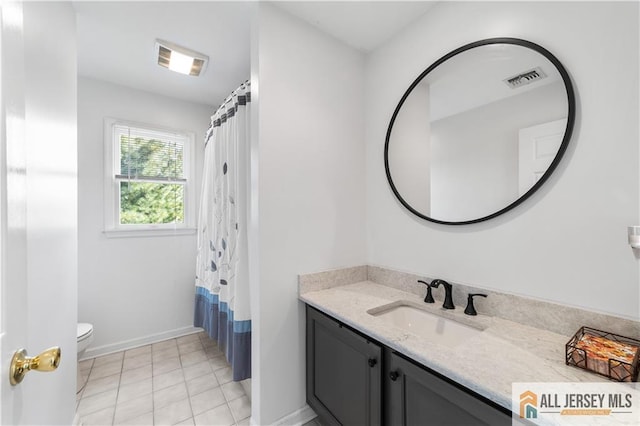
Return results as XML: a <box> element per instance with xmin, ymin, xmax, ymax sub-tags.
<box><xmin>194</xmin><ymin>286</ymin><xmax>251</xmax><ymax>381</ymax></box>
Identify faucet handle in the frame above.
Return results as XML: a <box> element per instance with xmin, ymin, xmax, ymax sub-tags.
<box><xmin>464</xmin><ymin>293</ymin><xmax>487</xmax><ymax>316</ymax></box>
<box><xmin>418</xmin><ymin>280</ymin><xmax>436</xmax><ymax>303</ymax></box>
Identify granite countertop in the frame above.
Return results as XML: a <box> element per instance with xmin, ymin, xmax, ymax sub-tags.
<box><xmin>299</xmin><ymin>280</ymin><xmax>617</xmax><ymax>417</ymax></box>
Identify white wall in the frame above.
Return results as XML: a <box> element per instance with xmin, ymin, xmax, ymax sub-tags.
<box><xmin>78</xmin><ymin>77</ymin><xmax>213</xmax><ymax>354</ymax></box>
<box><xmin>388</xmin><ymin>82</ymin><xmax>431</xmax><ymax>214</ymax></box>
<box><xmin>366</xmin><ymin>1</ymin><xmax>639</xmax><ymax>319</ymax></box>
<box><xmin>251</xmin><ymin>3</ymin><xmax>366</xmax><ymax>424</ymax></box>
<box><xmin>430</xmin><ymin>82</ymin><xmax>566</xmax><ymax>221</ymax></box>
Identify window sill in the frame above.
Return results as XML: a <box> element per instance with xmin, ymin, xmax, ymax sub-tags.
<box><xmin>103</xmin><ymin>228</ymin><xmax>197</xmax><ymax>239</ymax></box>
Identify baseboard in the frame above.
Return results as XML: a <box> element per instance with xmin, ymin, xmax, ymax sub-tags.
<box><xmin>80</xmin><ymin>326</ymin><xmax>202</xmax><ymax>360</ymax></box>
<box><xmin>271</xmin><ymin>404</ymin><xmax>317</xmax><ymax>426</ymax></box>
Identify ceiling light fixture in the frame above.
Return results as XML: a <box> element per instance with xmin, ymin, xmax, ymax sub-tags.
<box><xmin>155</xmin><ymin>39</ymin><xmax>208</xmax><ymax>77</ymax></box>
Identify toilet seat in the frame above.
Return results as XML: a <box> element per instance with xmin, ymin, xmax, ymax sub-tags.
<box><xmin>77</xmin><ymin>322</ymin><xmax>94</xmax><ymax>394</ymax></box>
<box><xmin>77</xmin><ymin>323</ymin><xmax>93</xmax><ymax>341</ymax></box>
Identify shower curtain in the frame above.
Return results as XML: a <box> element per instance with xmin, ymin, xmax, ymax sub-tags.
<box><xmin>194</xmin><ymin>81</ymin><xmax>251</xmax><ymax>381</ymax></box>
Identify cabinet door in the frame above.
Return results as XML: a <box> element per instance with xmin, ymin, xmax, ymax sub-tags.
<box><xmin>385</xmin><ymin>350</ymin><xmax>511</xmax><ymax>426</ymax></box>
<box><xmin>306</xmin><ymin>306</ymin><xmax>383</xmax><ymax>426</ymax></box>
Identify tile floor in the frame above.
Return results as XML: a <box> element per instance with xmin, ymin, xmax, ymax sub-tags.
<box><xmin>76</xmin><ymin>331</ymin><xmax>251</xmax><ymax>425</ymax></box>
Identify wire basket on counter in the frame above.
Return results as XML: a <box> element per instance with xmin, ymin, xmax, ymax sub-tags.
<box><xmin>566</xmin><ymin>326</ymin><xmax>639</xmax><ymax>382</ymax></box>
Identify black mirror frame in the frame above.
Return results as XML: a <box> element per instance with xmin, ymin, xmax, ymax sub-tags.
<box><xmin>384</xmin><ymin>37</ymin><xmax>576</xmax><ymax>225</ymax></box>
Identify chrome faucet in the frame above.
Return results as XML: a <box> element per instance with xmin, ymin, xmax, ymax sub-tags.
<box><xmin>431</xmin><ymin>279</ymin><xmax>455</xmax><ymax>310</ymax></box>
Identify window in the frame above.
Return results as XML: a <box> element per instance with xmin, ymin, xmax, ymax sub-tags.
<box><xmin>104</xmin><ymin>118</ymin><xmax>195</xmax><ymax>237</ymax></box>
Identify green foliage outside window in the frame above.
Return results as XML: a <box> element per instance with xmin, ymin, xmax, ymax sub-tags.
<box><xmin>119</xmin><ymin>136</ymin><xmax>185</xmax><ymax>225</ymax></box>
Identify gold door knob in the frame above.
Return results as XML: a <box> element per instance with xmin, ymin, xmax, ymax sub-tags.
<box><xmin>10</xmin><ymin>347</ymin><xmax>61</xmax><ymax>386</ymax></box>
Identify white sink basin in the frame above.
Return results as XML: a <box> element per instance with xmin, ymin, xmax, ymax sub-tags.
<box><xmin>369</xmin><ymin>303</ymin><xmax>482</xmax><ymax>348</ymax></box>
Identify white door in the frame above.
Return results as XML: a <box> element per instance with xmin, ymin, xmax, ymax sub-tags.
<box><xmin>518</xmin><ymin>118</ymin><xmax>567</xmax><ymax>196</ymax></box>
<box><xmin>0</xmin><ymin>2</ymin><xmax>77</xmax><ymax>424</ymax></box>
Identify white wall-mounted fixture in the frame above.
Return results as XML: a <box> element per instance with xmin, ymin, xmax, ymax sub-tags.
<box><xmin>155</xmin><ymin>39</ymin><xmax>208</xmax><ymax>76</ymax></box>
<box><xmin>628</xmin><ymin>226</ymin><xmax>640</xmax><ymax>248</ymax></box>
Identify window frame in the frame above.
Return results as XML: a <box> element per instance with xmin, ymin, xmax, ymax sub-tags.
<box><xmin>103</xmin><ymin>117</ymin><xmax>196</xmax><ymax>238</ymax></box>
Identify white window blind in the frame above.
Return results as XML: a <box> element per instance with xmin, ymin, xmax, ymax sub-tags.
<box><xmin>115</xmin><ymin>124</ymin><xmax>186</xmax><ymax>182</ymax></box>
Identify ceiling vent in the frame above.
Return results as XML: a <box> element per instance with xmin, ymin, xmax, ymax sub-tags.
<box><xmin>503</xmin><ymin>67</ymin><xmax>547</xmax><ymax>89</ymax></box>
<box><xmin>155</xmin><ymin>39</ymin><xmax>208</xmax><ymax>77</ymax></box>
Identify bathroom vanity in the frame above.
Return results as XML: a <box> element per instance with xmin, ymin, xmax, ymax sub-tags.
<box><xmin>299</xmin><ymin>266</ymin><xmax>640</xmax><ymax>426</ymax></box>
<box><xmin>306</xmin><ymin>305</ymin><xmax>511</xmax><ymax>425</ymax></box>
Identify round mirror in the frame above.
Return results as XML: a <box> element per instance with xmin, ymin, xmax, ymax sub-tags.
<box><xmin>385</xmin><ymin>38</ymin><xmax>575</xmax><ymax>225</ymax></box>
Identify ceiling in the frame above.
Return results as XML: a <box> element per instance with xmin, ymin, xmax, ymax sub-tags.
<box><xmin>427</xmin><ymin>43</ymin><xmax>563</xmax><ymax>121</ymax></box>
<box><xmin>275</xmin><ymin>1</ymin><xmax>437</xmax><ymax>52</ymax></box>
<box><xmin>74</xmin><ymin>1</ymin><xmax>437</xmax><ymax>107</ymax></box>
<box><xmin>74</xmin><ymin>1</ymin><xmax>252</xmax><ymax>108</ymax></box>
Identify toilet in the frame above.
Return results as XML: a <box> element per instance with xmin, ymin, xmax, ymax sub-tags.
<box><xmin>77</xmin><ymin>323</ymin><xmax>94</xmax><ymax>393</ymax></box>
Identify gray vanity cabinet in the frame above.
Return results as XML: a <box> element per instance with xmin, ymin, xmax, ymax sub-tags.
<box><xmin>306</xmin><ymin>306</ymin><xmax>383</xmax><ymax>426</ymax></box>
<box><xmin>385</xmin><ymin>350</ymin><xmax>511</xmax><ymax>426</ymax></box>
<box><xmin>306</xmin><ymin>305</ymin><xmax>513</xmax><ymax>426</ymax></box>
